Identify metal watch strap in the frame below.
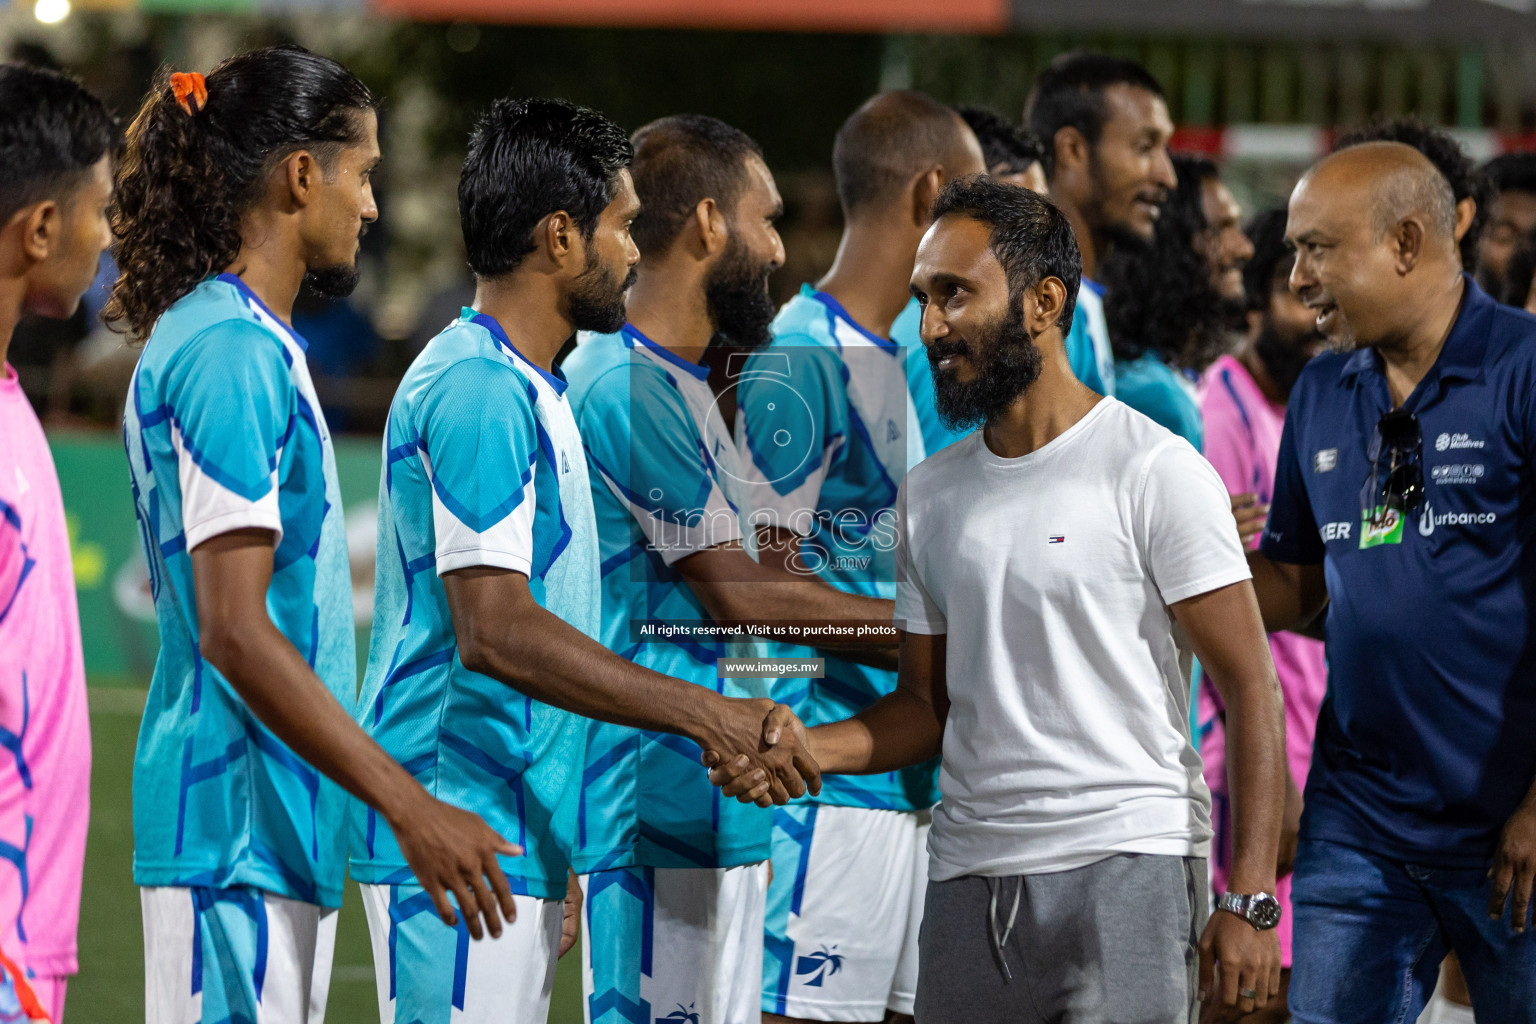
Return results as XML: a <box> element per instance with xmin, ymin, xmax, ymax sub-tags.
<box><xmin>1217</xmin><ymin>891</ymin><xmax>1281</xmax><ymax>930</ymax></box>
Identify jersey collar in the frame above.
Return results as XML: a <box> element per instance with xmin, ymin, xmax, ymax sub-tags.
<box><xmin>621</xmin><ymin>323</ymin><xmax>711</xmax><ymax>382</ymax></box>
<box><xmin>467</xmin><ymin>309</ymin><xmax>569</xmax><ymax>395</ymax></box>
<box><xmin>1338</xmin><ymin>274</ymin><xmax>1490</xmax><ymax>390</ymax></box>
<box><xmin>216</xmin><ymin>273</ymin><xmax>308</xmax><ymax>351</ymax></box>
<box><xmin>804</xmin><ymin>284</ymin><xmax>899</xmax><ymax>354</ymax></box>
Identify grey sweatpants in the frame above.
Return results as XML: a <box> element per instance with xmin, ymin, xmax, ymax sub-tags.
<box><xmin>914</xmin><ymin>854</ymin><xmax>1208</xmax><ymax>1024</ymax></box>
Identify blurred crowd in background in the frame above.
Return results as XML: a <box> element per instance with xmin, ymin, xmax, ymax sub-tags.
<box><xmin>9</xmin><ymin>11</ymin><xmax>1536</xmax><ymax>434</ymax></box>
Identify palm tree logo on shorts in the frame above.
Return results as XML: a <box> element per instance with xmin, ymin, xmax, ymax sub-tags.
<box><xmin>656</xmin><ymin>1003</ymin><xmax>700</xmax><ymax>1024</ymax></box>
<box><xmin>795</xmin><ymin>945</ymin><xmax>845</xmax><ymax>987</ymax></box>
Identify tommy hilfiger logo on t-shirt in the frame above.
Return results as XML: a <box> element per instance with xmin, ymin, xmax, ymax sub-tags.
<box><xmin>1048</xmin><ymin>535</ymin><xmax>1065</xmax><ymax>544</ymax></box>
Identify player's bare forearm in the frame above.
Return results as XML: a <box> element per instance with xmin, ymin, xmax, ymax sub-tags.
<box><xmin>676</xmin><ymin>542</ymin><xmax>896</xmax><ymax>648</ymax></box>
<box><xmin>1173</xmin><ymin>582</ymin><xmax>1286</xmax><ymax>895</ymax></box>
<box><xmin>809</xmin><ymin>630</ymin><xmax>947</xmax><ymax>775</ymax></box>
<box><xmin>1246</xmin><ymin>550</ymin><xmax>1327</xmax><ymax>634</ymax></box>
<box><xmin>444</xmin><ymin>566</ymin><xmax>820</xmax><ymax>802</ymax></box>
<box><xmin>192</xmin><ymin>529</ymin><xmax>431</xmax><ymax>826</ymax></box>
<box><xmin>809</xmin><ymin>691</ymin><xmax>941</xmax><ymax>774</ymax></box>
<box><xmin>447</xmin><ymin>566</ymin><xmax>728</xmax><ymax>741</ymax></box>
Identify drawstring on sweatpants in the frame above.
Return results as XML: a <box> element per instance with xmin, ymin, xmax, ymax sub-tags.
<box><xmin>984</xmin><ymin>876</ymin><xmax>1022</xmax><ymax>981</ymax></box>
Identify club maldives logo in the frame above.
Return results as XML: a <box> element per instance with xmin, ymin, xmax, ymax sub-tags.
<box><xmin>1435</xmin><ymin>432</ymin><xmax>1484</xmax><ymax>452</ymax></box>
<box><xmin>656</xmin><ymin>1004</ymin><xmax>699</xmax><ymax>1024</ymax></box>
<box><xmin>796</xmin><ymin>945</ymin><xmax>845</xmax><ymax>987</ymax></box>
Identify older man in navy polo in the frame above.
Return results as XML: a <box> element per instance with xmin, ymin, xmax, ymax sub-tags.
<box><xmin>1247</xmin><ymin>141</ymin><xmax>1536</xmax><ymax>1023</ymax></box>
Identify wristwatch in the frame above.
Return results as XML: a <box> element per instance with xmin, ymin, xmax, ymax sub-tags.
<box><xmin>1217</xmin><ymin>891</ymin><xmax>1282</xmax><ymax>931</ymax></box>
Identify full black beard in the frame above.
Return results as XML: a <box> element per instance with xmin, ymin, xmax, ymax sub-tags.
<box><xmin>1253</xmin><ymin>319</ymin><xmax>1322</xmax><ymax>401</ymax></box>
<box><xmin>705</xmin><ymin>235</ymin><xmax>776</xmax><ymax>350</ymax></box>
<box><xmin>929</xmin><ymin>301</ymin><xmax>1045</xmax><ymax>431</ymax></box>
<box><xmin>303</xmin><ymin>262</ymin><xmax>361</xmax><ymax>299</ymax></box>
<box><xmin>569</xmin><ymin>249</ymin><xmax>635</xmax><ymax>334</ymax></box>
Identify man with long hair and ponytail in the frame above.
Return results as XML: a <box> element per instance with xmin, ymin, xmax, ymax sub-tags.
<box><xmin>107</xmin><ymin>45</ymin><xmax>520</xmax><ymax>1023</ymax></box>
<box><xmin>0</xmin><ymin>63</ymin><xmax>118</xmax><ymax>1024</ymax></box>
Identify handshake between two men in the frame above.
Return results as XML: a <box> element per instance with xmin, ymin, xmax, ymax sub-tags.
<box><xmin>696</xmin><ymin>699</ymin><xmax>824</xmax><ymax>807</ymax></box>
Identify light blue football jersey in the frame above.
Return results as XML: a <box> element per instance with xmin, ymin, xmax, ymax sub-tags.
<box><xmin>350</xmin><ymin>310</ymin><xmax>599</xmax><ymax>902</ymax></box>
<box><xmin>563</xmin><ymin>326</ymin><xmax>772</xmax><ymax>872</ymax></box>
<box><xmin>123</xmin><ymin>274</ymin><xmax>354</xmax><ymax>906</ymax></box>
<box><xmin>736</xmin><ymin>285</ymin><xmax>936</xmax><ymax>811</ymax></box>
<box><xmin>895</xmin><ymin>294</ymin><xmax>1110</xmax><ymax>457</ymax></box>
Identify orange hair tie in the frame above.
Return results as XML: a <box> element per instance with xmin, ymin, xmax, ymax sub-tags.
<box><xmin>169</xmin><ymin>71</ymin><xmax>207</xmax><ymax>116</ymax></box>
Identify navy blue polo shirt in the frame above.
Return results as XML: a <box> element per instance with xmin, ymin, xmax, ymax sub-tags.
<box><xmin>1262</xmin><ymin>277</ymin><xmax>1536</xmax><ymax>868</ymax></box>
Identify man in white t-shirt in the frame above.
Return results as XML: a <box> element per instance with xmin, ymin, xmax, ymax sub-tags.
<box><xmin>713</xmin><ymin>178</ymin><xmax>1287</xmax><ymax>1023</ymax></box>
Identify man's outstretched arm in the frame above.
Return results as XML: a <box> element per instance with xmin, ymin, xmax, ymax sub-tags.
<box><xmin>709</xmin><ymin>629</ymin><xmax>946</xmax><ymax>802</ymax></box>
<box><xmin>444</xmin><ymin>566</ymin><xmax>820</xmax><ymax>806</ymax></box>
<box><xmin>194</xmin><ymin>529</ymin><xmax>518</xmax><ymax>940</ymax></box>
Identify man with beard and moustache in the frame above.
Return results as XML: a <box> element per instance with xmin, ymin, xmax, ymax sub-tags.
<box><xmin>109</xmin><ymin>47</ymin><xmax>530</xmax><ymax>1023</ymax></box>
<box><xmin>1249</xmin><ymin>142</ymin><xmax>1536</xmax><ymax>1023</ymax></box>
<box><xmin>1195</xmin><ymin>207</ymin><xmax>1329</xmax><ymax>1024</ymax></box>
<box><xmin>562</xmin><ymin>114</ymin><xmax>893</xmax><ymax>1024</ymax></box>
<box><xmin>352</xmin><ymin>101</ymin><xmax>820</xmax><ymax>1024</ymax></box>
<box><xmin>711</xmin><ymin>177</ymin><xmax>1287</xmax><ymax>1023</ymax></box>
<box><xmin>735</xmin><ymin>91</ymin><xmax>984</xmax><ymax>1024</ymax></box>
<box><xmin>1027</xmin><ymin>51</ymin><xmax>1180</xmax><ymax>399</ymax></box>
<box><xmin>1104</xmin><ymin>153</ymin><xmax>1253</xmax><ymax>452</ymax></box>
<box><xmin>899</xmin><ymin>105</ymin><xmax>1105</xmax><ymax>458</ymax></box>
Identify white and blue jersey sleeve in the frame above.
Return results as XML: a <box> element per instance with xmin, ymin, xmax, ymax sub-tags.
<box><xmin>352</xmin><ymin>311</ymin><xmax>598</xmax><ymax>902</ymax></box>
<box><xmin>166</xmin><ymin>321</ymin><xmax>290</xmax><ymax>550</ymax></box>
<box><xmin>124</xmin><ymin>274</ymin><xmax>355</xmax><ymax>907</ymax></box>
<box><xmin>563</xmin><ymin>328</ymin><xmax>772</xmax><ymax>873</ymax></box>
<box><xmin>416</xmin><ymin>357</ymin><xmax>541</xmax><ymax>577</ymax></box>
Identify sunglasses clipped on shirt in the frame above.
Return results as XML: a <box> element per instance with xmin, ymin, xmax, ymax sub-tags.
<box><xmin>1361</xmin><ymin>408</ymin><xmax>1425</xmax><ymax>529</ymax></box>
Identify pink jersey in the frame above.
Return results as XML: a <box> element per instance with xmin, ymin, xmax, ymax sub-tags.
<box><xmin>0</xmin><ymin>364</ymin><xmax>89</xmax><ymax>993</ymax></box>
<box><xmin>1198</xmin><ymin>354</ymin><xmax>1327</xmax><ymax>965</ymax></box>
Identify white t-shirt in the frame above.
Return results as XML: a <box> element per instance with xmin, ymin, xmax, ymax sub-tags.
<box><xmin>895</xmin><ymin>398</ymin><xmax>1251</xmax><ymax>879</ymax></box>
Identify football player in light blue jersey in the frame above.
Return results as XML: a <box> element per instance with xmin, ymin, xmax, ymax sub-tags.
<box><xmin>353</xmin><ymin>99</ymin><xmax>820</xmax><ymax>1024</ymax></box>
<box><xmin>109</xmin><ymin>46</ymin><xmax>516</xmax><ymax>1024</ymax></box>
<box><xmin>564</xmin><ymin>115</ymin><xmax>896</xmax><ymax>1024</ymax></box>
<box><xmin>1026</xmin><ymin>52</ymin><xmax>1179</xmax><ymax>400</ymax></box>
<box><xmin>900</xmin><ymin>105</ymin><xmax>1106</xmax><ymax>455</ymax></box>
<box><xmin>736</xmin><ymin>92</ymin><xmax>984</xmax><ymax>1024</ymax></box>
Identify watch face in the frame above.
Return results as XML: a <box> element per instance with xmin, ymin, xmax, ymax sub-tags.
<box><xmin>1250</xmin><ymin>893</ymin><xmax>1282</xmax><ymax>930</ymax></box>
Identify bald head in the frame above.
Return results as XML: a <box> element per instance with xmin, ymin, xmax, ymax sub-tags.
<box><xmin>833</xmin><ymin>90</ymin><xmax>985</xmax><ymax>215</ymax></box>
<box><xmin>1287</xmin><ymin>141</ymin><xmax>1467</xmax><ymax>351</ymax></box>
<box><xmin>1306</xmin><ymin>142</ymin><xmax>1457</xmax><ymax>245</ymax></box>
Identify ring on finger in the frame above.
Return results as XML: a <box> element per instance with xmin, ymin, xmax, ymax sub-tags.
<box><xmin>1238</xmin><ymin>988</ymin><xmax>1257</xmax><ymax>1000</ymax></box>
